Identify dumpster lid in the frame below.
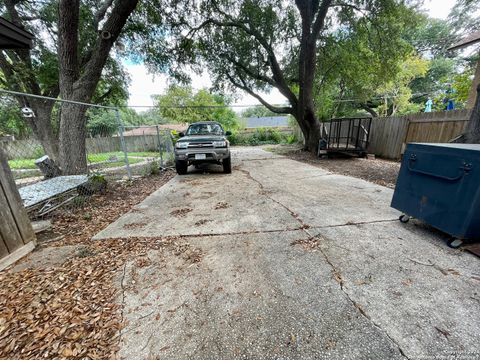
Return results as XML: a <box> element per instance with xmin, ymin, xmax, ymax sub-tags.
<box><xmin>410</xmin><ymin>143</ymin><xmax>480</xmax><ymax>151</ymax></box>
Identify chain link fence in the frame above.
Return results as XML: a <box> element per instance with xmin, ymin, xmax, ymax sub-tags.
<box><xmin>0</xmin><ymin>90</ymin><xmax>174</xmax><ymax>219</ymax></box>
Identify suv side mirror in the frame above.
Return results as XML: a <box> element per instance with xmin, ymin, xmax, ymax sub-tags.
<box><xmin>179</xmin><ymin>132</ymin><xmax>185</xmax><ymax>137</ymax></box>
<box><xmin>225</xmin><ymin>131</ymin><xmax>232</xmax><ymax>136</ymax></box>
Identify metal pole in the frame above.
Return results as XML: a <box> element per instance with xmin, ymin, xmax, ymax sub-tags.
<box><xmin>115</xmin><ymin>109</ymin><xmax>131</xmax><ymax>179</ymax></box>
<box><xmin>355</xmin><ymin>118</ymin><xmax>361</xmax><ymax>149</ymax></box>
<box><xmin>156</xmin><ymin>125</ymin><xmax>164</xmax><ymax>168</ymax></box>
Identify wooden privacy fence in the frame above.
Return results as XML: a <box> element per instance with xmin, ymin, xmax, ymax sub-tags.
<box><xmin>368</xmin><ymin>109</ymin><xmax>471</xmax><ymax>159</ymax></box>
<box><xmin>0</xmin><ymin>149</ymin><xmax>36</xmax><ymax>271</ymax></box>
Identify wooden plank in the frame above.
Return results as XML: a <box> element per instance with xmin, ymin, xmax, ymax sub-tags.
<box><xmin>0</xmin><ymin>241</ymin><xmax>35</xmax><ymax>272</ymax></box>
<box><xmin>0</xmin><ymin>148</ymin><xmax>35</xmax><ymax>246</ymax></box>
<box><xmin>0</xmin><ymin>231</ymin><xmax>10</xmax><ymax>258</ymax></box>
<box><xmin>0</xmin><ymin>182</ymin><xmax>24</xmax><ymax>252</ymax></box>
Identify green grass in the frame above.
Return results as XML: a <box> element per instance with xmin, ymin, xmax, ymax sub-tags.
<box><xmin>127</xmin><ymin>151</ymin><xmax>160</xmax><ymax>158</ymax></box>
<box><xmin>96</xmin><ymin>157</ymin><xmax>145</xmax><ymax>169</ymax></box>
<box><xmin>8</xmin><ymin>159</ymin><xmax>38</xmax><ymax>170</ymax></box>
<box><xmin>8</xmin><ymin>151</ymin><xmax>161</xmax><ymax>170</ymax></box>
<box><xmin>87</xmin><ymin>151</ymin><xmax>160</xmax><ymax>163</ymax></box>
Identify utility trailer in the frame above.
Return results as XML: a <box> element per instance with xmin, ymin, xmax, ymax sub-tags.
<box><xmin>320</xmin><ymin>117</ymin><xmax>372</xmax><ymax>157</ymax></box>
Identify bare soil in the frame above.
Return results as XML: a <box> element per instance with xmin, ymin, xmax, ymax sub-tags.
<box><xmin>268</xmin><ymin>145</ymin><xmax>401</xmax><ymax>188</ymax></box>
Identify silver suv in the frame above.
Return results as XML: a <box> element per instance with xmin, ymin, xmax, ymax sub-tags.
<box><xmin>174</xmin><ymin>121</ymin><xmax>232</xmax><ymax>175</ymax></box>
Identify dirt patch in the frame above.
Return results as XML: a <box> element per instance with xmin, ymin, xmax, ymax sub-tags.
<box><xmin>268</xmin><ymin>145</ymin><xmax>400</xmax><ymax>188</ymax></box>
<box><xmin>180</xmin><ymin>179</ymin><xmax>201</xmax><ymax>186</ymax></box>
<box><xmin>170</xmin><ymin>208</ymin><xmax>193</xmax><ymax>217</ymax></box>
<box><xmin>0</xmin><ymin>237</ymin><xmax>202</xmax><ymax>360</ymax></box>
<box><xmin>290</xmin><ymin>236</ymin><xmax>321</xmax><ymax>251</ymax></box>
<box><xmin>194</xmin><ymin>219</ymin><xmax>212</xmax><ymax>226</ymax></box>
<box><xmin>123</xmin><ymin>222</ymin><xmax>148</xmax><ymax>230</ymax></box>
<box><xmin>214</xmin><ymin>201</ymin><xmax>230</xmax><ymax>210</ymax></box>
<box><xmin>36</xmin><ymin>170</ymin><xmax>175</xmax><ymax>247</ymax></box>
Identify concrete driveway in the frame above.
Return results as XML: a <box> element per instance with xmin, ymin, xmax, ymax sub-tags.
<box><xmin>95</xmin><ymin>147</ymin><xmax>480</xmax><ymax>360</ymax></box>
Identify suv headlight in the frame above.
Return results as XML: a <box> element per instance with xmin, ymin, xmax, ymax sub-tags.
<box><xmin>175</xmin><ymin>142</ymin><xmax>188</xmax><ymax>149</ymax></box>
<box><xmin>213</xmin><ymin>140</ymin><xmax>227</xmax><ymax>148</ymax></box>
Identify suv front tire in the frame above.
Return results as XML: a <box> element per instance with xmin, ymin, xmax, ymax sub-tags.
<box><xmin>175</xmin><ymin>160</ymin><xmax>188</xmax><ymax>175</ymax></box>
<box><xmin>223</xmin><ymin>156</ymin><xmax>231</xmax><ymax>174</ymax></box>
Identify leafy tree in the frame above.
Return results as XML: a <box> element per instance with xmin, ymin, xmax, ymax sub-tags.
<box><xmin>0</xmin><ymin>98</ymin><xmax>30</xmax><ymax>138</ymax></box>
<box><xmin>374</xmin><ymin>55</ymin><xmax>429</xmax><ymax>116</ymax></box>
<box><xmin>309</xmin><ymin>9</ymin><xmax>417</xmax><ymax>118</ymax></box>
<box><xmin>86</xmin><ymin>110</ymin><xmax>119</xmax><ymax>137</ymax></box>
<box><xmin>153</xmin><ymin>85</ymin><xmax>240</xmax><ymax>130</ymax></box>
<box><xmin>0</xmin><ymin>0</ymin><xmax>142</xmax><ymax>174</ymax></box>
<box><xmin>404</xmin><ymin>15</ymin><xmax>457</xmax><ymax>58</ymax></box>
<box><xmin>134</xmin><ymin>108</ymin><xmax>165</xmax><ymax>125</ymax></box>
<box><xmin>168</xmin><ymin>0</ymin><xmax>419</xmax><ymax>152</ymax></box>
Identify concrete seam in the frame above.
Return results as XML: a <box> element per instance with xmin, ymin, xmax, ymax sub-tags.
<box><xmin>310</xmin><ymin>218</ymin><xmax>398</xmax><ymax>230</ymax></box>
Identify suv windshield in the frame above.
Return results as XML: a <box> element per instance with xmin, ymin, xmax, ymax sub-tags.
<box><xmin>186</xmin><ymin>123</ymin><xmax>224</xmax><ymax>136</ymax></box>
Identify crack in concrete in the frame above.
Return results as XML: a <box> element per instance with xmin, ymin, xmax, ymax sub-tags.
<box><xmin>238</xmin><ymin>169</ymin><xmax>310</xmax><ymax>230</ymax></box>
<box><xmin>239</xmin><ymin>166</ymin><xmax>411</xmax><ymax>360</ymax></box>
<box><xmin>313</xmin><ymin>218</ymin><xmax>398</xmax><ymax>230</ymax></box>
<box><xmin>237</xmin><ymin>157</ymin><xmax>285</xmax><ymax>162</ymax></box>
<box><xmin>313</xmin><ymin>238</ymin><xmax>411</xmax><ymax>359</ymax></box>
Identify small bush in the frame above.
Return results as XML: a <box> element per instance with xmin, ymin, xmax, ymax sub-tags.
<box><xmin>32</xmin><ymin>146</ymin><xmax>45</xmax><ymax>159</ymax></box>
<box><xmin>145</xmin><ymin>160</ymin><xmax>160</xmax><ymax>176</ymax></box>
<box><xmin>228</xmin><ymin>128</ymin><xmax>294</xmax><ymax>146</ymax></box>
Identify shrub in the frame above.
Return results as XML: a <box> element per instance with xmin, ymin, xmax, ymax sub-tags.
<box><xmin>227</xmin><ymin>128</ymin><xmax>294</xmax><ymax>146</ymax></box>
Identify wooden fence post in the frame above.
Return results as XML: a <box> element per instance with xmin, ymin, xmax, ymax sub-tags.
<box><xmin>0</xmin><ymin>148</ymin><xmax>36</xmax><ymax>271</ymax></box>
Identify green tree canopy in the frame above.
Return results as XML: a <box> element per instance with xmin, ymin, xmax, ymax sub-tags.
<box><xmin>153</xmin><ymin>85</ymin><xmax>239</xmax><ymax>130</ymax></box>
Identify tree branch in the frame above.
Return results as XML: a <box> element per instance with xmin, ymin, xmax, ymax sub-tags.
<box><xmin>312</xmin><ymin>0</ymin><xmax>333</xmax><ymax>38</ymax></box>
<box><xmin>189</xmin><ymin>16</ymin><xmax>298</xmax><ymax>106</ymax></box>
<box><xmin>58</xmin><ymin>0</ymin><xmax>80</xmax><ymax>95</ymax></box>
<box><xmin>226</xmin><ymin>73</ymin><xmax>293</xmax><ymax>115</ymax></box>
<box><xmin>220</xmin><ymin>53</ymin><xmax>276</xmax><ymax>86</ymax></box>
<box><xmin>94</xmin><ymin>0</ymin><xmax>114</xmax><ymax>30</ymax></box>
<box><xmin>78</xmin><ymin>0</ymin><xmax>139</xmax><ymax>97</ymax></box>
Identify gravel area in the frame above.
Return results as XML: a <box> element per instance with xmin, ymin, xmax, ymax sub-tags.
<box><xmin>267</xmin><ymin>145</ymin><xmax>401</xmax><ymax>188</ymax></box>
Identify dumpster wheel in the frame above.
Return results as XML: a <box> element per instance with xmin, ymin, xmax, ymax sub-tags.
<box><xmin>447</xmin><ymin>238</ymin><xmax>463</xmax><ymax>249</ymax></box>
<box><xmin>399</xmin><ymin>214</ymin><xmax>410</xmax><ymax>223</ymax></box>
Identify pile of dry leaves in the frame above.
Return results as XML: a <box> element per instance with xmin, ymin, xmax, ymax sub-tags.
<box><xmin>0</xmin><ymin>171</ymin><xmax>180</xmax><ymax>359</ymax></box>
<box><xmin>0</xmin><ymin>237</ymin><xmax>201</xmax><ymax>359</ymax></box>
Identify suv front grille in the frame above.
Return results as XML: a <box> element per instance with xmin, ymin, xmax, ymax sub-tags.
<box><xmin>188</xmin><ymin>142</ymin><xmax>214</xmax><ymax>149</ymax></box>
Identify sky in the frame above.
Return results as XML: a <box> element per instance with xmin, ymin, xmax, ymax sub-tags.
<box><xmin>125</xmin><ymin>0</ymin><xmax>457</xmax><ymax>111</ymax></box>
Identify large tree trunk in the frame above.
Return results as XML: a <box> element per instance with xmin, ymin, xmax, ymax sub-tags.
<box><xmin>295</xmin><ymin>106</ymin><xmax>322</xmax><ymax>152</ymax></box>
<box><xmin>295</xmin><ymin>0</ymin><xmax>331</xmax><ymax>154</ymax></box>
<box><xmin>56</xmin><ymin>0</ymin><xmax>139</xmax><ymax>174</ymax></box>
<box><xmin>462</xmin><ymin>83</ymin><xmax>480</xmax><ymax>143</ymax></box>
<box><xmin>58</xmin><ymin>103</ymin><xmax>89</xmax><ymax>174</ymax></box>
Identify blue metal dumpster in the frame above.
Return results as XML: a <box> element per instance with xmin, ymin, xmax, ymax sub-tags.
<box><xmin>391</xmin><ymin>143</ymin><xmax>480</xmax><ymax>247</ymax></box>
